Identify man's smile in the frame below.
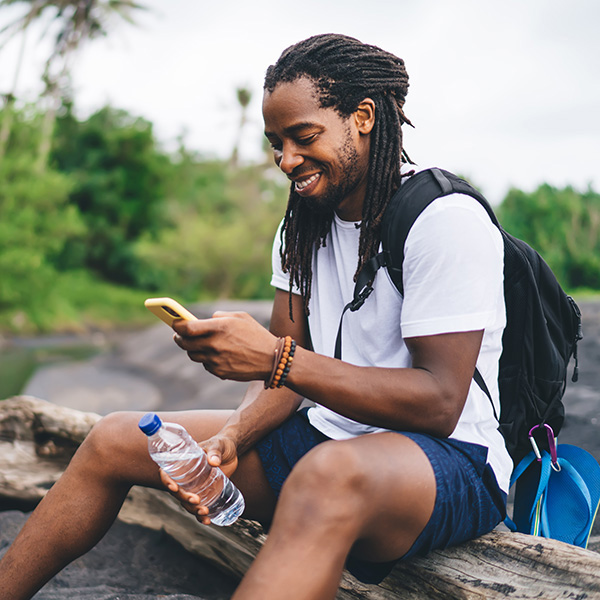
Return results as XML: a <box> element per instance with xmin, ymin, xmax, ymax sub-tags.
<box><xmin>293</xmin><ymin>173</ymin><xmax>321</xmax><ymax>194</ymax></box>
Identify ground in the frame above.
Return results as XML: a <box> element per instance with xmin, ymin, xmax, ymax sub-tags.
<box><xmin>1</xmin><ymin>299</ymin><xmax>599</xmax><ymax>598</ymax></box>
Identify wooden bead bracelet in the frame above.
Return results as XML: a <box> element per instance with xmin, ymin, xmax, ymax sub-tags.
<box><xmin>265</xmin><ymin>335</ymin><xmax>296</xmax><ymax>389</ymax></box>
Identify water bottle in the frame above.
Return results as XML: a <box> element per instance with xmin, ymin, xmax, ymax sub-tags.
<box><xmin>138</xmin><ymin>413</ymin><xmax>245</xmax><ymax>526</ymax></box>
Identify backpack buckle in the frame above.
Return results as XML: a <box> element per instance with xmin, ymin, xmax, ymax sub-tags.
<box><xmin>349</xmin><ymin>282</ymin><xmax>374</xmax><ymax>311</ymax></box>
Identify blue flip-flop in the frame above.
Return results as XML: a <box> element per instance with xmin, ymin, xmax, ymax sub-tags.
<box><xmin>506</xmin><ymin>443</ymin><xmax>600</xmax><ymax>548</ymax></box>
<box><xmin>540</xmin><ymin>444</ymin><xmax>600</xmax><ymax>548</ymax></box>
<box><xmin>506</xmin><ymin>451</ymin><xmax>550</xmax><ymax>535</ymax></box>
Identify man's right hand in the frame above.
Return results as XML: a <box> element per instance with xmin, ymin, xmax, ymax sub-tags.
<box><xmin>158</xmin><ymin>433</ymin><xmax>239</xmax><ymax>525</ymax></box>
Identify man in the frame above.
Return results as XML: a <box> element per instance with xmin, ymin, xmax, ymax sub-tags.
<box><xmin>0</xmin><ymin>34</ymin><xmax>511</xmax><ymax>599</ymax></box>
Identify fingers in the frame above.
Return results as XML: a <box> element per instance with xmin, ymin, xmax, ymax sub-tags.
<box><xmin>159</xmin><ymin>468</ymin><xmax>178</xmax><ymax>493</ymax></box>
<box><xmin>170</xmin><ymin>312</ymin><xmax>276</xmax><ymax>381</ymax></box>
<box><xmin>159</xmin><ymin>469</ymin><xmax>198</xmax><ymax>502</ymax></box>
<box><xmin>170</xmin><ymin>310</ymin><xmax>283</xmax><ymax>385</ymax></box>
<box><xmin>212</xmin><ymin>310</ymin><xmax>254</xmax><ymax>322</ymax></box>
<box><xmin>172</xmin><ymin>311</ymin><xmax>252</xmax><ymax>336</ymax></box>
<box><xmin>205</xmin><ymin>448</ymin><xmax>222</xmax><ymax>467</ymax></box>
<box><xmin>170</xmin><ymin>315</ymin><xmax>231</xmax><ymax>362</ymax></box>
<box><xmin>158</xmin><ymin>434</ymin><xmax>239</xmax><ymax>525</ymax></box>
<box><xmin>159</xmin><ymin>468</ymin><xmax>215</xmax><ymax>523</ymax></box>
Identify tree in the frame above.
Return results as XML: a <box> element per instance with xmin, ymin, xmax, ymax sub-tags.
<box><xmin>51</xmin><ymin>104</ymin><xmax>169</xmax><ymax>286</ymax></box>
<box><xmin>0</xmin><ymin>0</ymin><xmax>146</xmax><ymax>170</ymax></box>
<box><xmin>498</xmin><ymin>184</ymin><xmax>600</xmax><ymax>290</ymax></box>
<box><xmin>0</xmin><ymin>106</ymin><xmax>84</xmax><ymax>322</ymax></box>
<box><xmin>229</xmin><ymin>86</ymin><xmax>252</xmax><ymax>168</ymax></box>
<box><xmin>0</xmin><ymin>0</ymin><xmax>33</xmax><ymax>159</ymax></box>
<box><xmin>134</xmin><ymin>159</ymin><xmax>289</xmax><ymax>300</ymax></box>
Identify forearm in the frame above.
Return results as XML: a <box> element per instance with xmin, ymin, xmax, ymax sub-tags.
<box><xmin>285</xmin><ymin>350</ymin><xmax>442</xmax><ymax>433</ymax></box>
<box><xmin>171</xmin><ymin>292</ymin><xmax>477</xmax><ymax>441</ymax></box>
<box><xmin>219</xmin><ymin>381</ymin><xmax>303</xmax><ymax>456</ymax></box>
<box><xmin>284</xmin><ymin>333</ymin><xmax>480</xmax><ymax>437</ymax></box>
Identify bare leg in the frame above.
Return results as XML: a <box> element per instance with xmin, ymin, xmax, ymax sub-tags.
<box><xmin>232</xmin><ymin>433</ymin><xmax>436</xmax><ymax>600</ymax></box>
<box><xmin>0</xmin><ymin>409</ymin><xmax>276</xmax><ymax>600</ymax></box>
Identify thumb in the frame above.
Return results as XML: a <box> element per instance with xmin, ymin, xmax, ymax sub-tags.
<box><xmin>202</xmin><ymin>437</ymin><xmax>239</xmax><ymax>477</ymax></box>
<box><xmin>203</xmin><ymin>439</ymin><xmax>223</xmax><ymax>467</ymax></box>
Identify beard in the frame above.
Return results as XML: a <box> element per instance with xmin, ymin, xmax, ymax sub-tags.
<box><xmin>291</xmin><ymin>127</ymin><xmax>364</xmax><ymax>218</ymax></box>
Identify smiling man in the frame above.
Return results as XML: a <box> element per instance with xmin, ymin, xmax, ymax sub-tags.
<box><xmin>0</xmin><ymin>34</ymin><xmax>511</xmax><ymax>600</ymax></box>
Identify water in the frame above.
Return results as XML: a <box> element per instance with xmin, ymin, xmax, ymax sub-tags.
<box><xmin>153</xmin><ymin>450</ymin><xmax>245</xmax><ymax>527</ymax></box>
<box><xmin>0</xmin><ymin>340</ymin><xmax>101</xmax><ymax>400</ymax></box>
<box><xmin>142</xmin><ymin>417</ymin><xmax>245</xmax><ymax>526</ymax></box>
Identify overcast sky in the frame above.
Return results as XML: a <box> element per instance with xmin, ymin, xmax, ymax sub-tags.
<box><xmin>1</xmin><ymin>0</ymin><xmax>599</xmax><ymax>204</ymax></box>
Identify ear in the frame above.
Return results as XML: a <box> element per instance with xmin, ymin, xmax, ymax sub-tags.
<box><xmin>354</xmin><ymin>98</ymin><xmax>375</xmax><ymax>134</ymax></box>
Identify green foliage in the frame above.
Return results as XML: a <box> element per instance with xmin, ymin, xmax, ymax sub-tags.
<box><xmin>0</xmin><ymin>346</ymin><xmax>37</xmax><ymax>400</ymax></box>
<box><xmin>0</xmin><ymin>114</ymin><xmax>85</xmax><ymax>328</ymax></box>
<box><xmin>135</xmin><ymin>162</ymin><xmax>289</xmax><ymax>300</ymax></box>
<box><xmin>4</xmin><ymin>95</ymin><xmax>599</xmax><ymax>337</ymax></box>
<box><xmin>0</xmin><ymin>101</ymin><xmax>289</xmax><ymax>333</ymax></box>
<box><xmin>497</xmin><ymin>184</ymin><xmax>600</xmax><ymax>290</ymax></box>
<box><xmin>51</xmin><ymin>105</ymin><xmax>170</xmax><ymax>285</ymax></box>
<box><xmin>0</xmin><ymin>268</ymin><xmax>155</xmax><ymax>334</ymax></box>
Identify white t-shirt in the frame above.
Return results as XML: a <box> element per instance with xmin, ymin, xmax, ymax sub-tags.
<box><xmin>270</xmin><ymin>167</ymin><xmax>513</xmax><ymax>493</ymax></box>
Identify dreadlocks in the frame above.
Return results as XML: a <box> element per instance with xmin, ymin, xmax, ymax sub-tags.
<box><xmin>264</xmin><ymin>33</ymin><xmax>413</xmax><ymax>317</ymax></box>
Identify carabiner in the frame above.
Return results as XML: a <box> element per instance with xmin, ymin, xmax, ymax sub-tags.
<box><xmin>529</xmin><ymin>423</ymin><xmax>560</xmax><ymax>470</ymax></box>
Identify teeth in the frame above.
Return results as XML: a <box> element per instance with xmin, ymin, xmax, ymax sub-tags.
<box><xmin>296</xmin><ymin>174</ymin><xmax>319</xmax><ymax>190</ymax></box>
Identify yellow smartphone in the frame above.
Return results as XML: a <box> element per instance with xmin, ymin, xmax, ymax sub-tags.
<box><xmin>144</xmin><ymin>297</ymin><xmax>198</xmax><ymax>327</ymax></box>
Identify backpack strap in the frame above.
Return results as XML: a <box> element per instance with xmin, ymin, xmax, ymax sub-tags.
<box><xmin>381</xmin><ymin>168</ymin><xmax>498</xmax><ymax>294</ymax></box>
<box><xmin>333</xmin><ymin>168</ymin><xmax>500</xmax><ymax>420</ymax></box>
<box><xmin>336</xmin><ymin>167</ymin><xmax>459</xmax><ymax>359</ymax></box>
<box><xmin>334</xmin><ymin>252</ymin><xmax>388</xmax><ymax>360</ymax></box>
<box><xmin>474</xmin><ymin>368</ymin><xmax>499</xmax><ymax>421</ymax></box>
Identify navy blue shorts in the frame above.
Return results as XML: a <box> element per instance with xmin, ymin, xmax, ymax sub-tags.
<box><xmin>255</xmin><ymin>408</ymin><xmax>507</xmax><ymax>584</ymax></box>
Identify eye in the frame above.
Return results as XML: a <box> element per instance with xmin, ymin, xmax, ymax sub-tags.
<box><xmin>297</xmin><ymin>134</ymin><xmax>317</xmax><ymax>146</ymax></box>
<box><xmin>266</xmin><ymin>136</ymin><xmax>282</xmax><ymax>152</ymax></box>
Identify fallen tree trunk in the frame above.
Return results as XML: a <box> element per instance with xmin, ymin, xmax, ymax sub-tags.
<box><xmin>2</xmin><ymin>396</ymin><xmax>600</xmax><ymax>599</ymax></box>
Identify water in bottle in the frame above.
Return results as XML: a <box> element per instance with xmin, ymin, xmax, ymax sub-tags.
<box><xmin>138</xmin><ymin>413</ymin><xmax>245</xmax><ymax>526</ymax></box>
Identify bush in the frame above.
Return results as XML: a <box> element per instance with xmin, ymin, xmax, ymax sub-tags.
<box><xmin>497</xmin><ymin>184</ymin><xmax>600</xmax><ymax>290</ymax></box>
<box><xmin>0</xmin><ymin>152</ymin><xmax>84</xmax><ymax>324</ymax></box>
<box><xmin>52</xmin><ymin>105</ymin><xmax>170</xmax><ymax>286</ymax></box>
<box><xmin>135</xmin><ymin>163</ymin><xmax>289</xmax><ymax>300</ymax></box>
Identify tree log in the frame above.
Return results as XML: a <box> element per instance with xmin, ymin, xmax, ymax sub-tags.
<box><xmin>2</xmin><ymin>396</ymin><xmax>600</xmax><ymax>599</ymax></box>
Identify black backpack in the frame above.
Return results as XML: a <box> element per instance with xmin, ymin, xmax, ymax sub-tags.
<box><xmin>334</xmin><ymin>168</ymin><xmax>583</xmax><ymax>463</ymax></box>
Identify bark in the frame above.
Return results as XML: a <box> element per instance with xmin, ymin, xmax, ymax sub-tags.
<box><xmin>2</xmin><ymin>396</ymin><xmax>600</xmax><ymax>599</ymax></box>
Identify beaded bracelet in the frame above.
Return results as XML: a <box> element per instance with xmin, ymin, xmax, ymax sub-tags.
<box><xmin>270</xmin><ymin>336</ymin><xmax>292</xmax><ymax>389</ymax></box>
<box><xmin>264</xmin><ymin>337</ymin><xmax>284</xmax><ymax>389</ymax></box>
<box><xmin>276</xmin><ymin>339</ymin><xmax>296</xmax><ymax>388</ymax></box>
<box><xmin>265</xmin><ymin>336</ymin><xmax>296</xmax><ymax>389</ymax></box>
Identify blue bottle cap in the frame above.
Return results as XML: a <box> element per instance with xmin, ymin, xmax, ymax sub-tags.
<box><xmin>138</xmin><ymin>413</ymin><xmax>162</xmax><ymax>436</ymax></box>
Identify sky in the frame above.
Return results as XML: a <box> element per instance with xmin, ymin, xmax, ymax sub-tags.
<box><xmin>1</xmin><ymin>0</ymin><xmax>599</xmax><ymax>205</ymax></box>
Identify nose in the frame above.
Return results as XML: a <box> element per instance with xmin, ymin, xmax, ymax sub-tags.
<box><xmin>277</xmin><ymin>142</ymin><xmax>304</xmax><ymax>175</ymax></box>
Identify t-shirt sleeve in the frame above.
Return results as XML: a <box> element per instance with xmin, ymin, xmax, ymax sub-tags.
<box><xmin>400</xmin><ymin>194</ymin><xmax>504</xmax><ymax>338</ymax></box>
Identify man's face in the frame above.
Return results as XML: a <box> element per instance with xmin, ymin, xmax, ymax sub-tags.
<box><xmin>262</xmin><ymin>77</ymin><xmax>372</xmax><ymax>221</ymax></box>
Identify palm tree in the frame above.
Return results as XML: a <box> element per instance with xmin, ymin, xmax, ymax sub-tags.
<box><xmin>0</xmin><ymin>0</ymin><xmax>147</xmax><ymax>169</ymax></box>
<box><xmin>229</xmin><ymin>85</ymin><xmax>252</xmax><ymax>168</ymax></box>
<box><xmin>0</xmin><ymin>0</ymin><xmax>42</xmax><ymax>159</ymax></box>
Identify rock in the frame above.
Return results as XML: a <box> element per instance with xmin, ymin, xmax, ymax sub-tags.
<box><xmin>2</xmin><ymin>395</ymin><xmax>600</xmax><ymax>599</ymax></box>
<box><xmin>22</xmin><ymin>300</ymin><xmax>274</xmax><ymax>415</ymax></box>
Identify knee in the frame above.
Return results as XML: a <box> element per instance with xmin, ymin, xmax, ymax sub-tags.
<box><xmin>280</xmin><ymin>441</ymin><xmax>370</xmax><ymax>523</ymax></box>
<box><xmin>77</xmin><ymin>411</ymin><xmax>142</xmax><ymax>467</ymax></box>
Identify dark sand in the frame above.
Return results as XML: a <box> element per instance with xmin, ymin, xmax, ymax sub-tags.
<box><xmin>1</xmin><ymin>299</ymin><xmax>599</xmax><ymax>598</ymax></box>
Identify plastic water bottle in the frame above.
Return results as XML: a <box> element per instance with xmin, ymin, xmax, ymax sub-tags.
<box><xmin>138</xmin><ymin>413</ymin><xmax>245</xmax><ymax>526</ymax></box>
